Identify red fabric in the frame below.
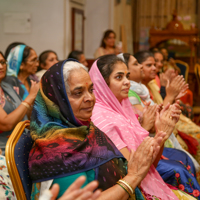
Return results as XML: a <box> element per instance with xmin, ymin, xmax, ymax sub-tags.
<box><xmin>0</xmin><ymin>131</ymin><xmax>2</xmax><ymax>134</ymax></box>
<box><xmin>160</xmin><ymin>155</ymin><xmax>169</xmax><ymax>160</ymax></box>
<box><xmin>178</xmin><ymin>130</ymin><xmax>198</xmax><ymax>155</ymax></box>
<box><xmin>180</xmin><ymin>89</ymin><xmax>193</xmax><ymax>106</ymax></box>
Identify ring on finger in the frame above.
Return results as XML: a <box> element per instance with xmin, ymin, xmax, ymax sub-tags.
<box><xmin>169</xmin><ymin>116</ymin><xmax>172</xmax><ymax>119</ymax></box>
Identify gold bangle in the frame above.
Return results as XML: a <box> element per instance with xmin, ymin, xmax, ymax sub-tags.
<box><xmin>119</xmin><ymin>179</ymin><xmax>134</xmax><ymax>194</ymax></box>
<box><xmin>117</xmin><ymin>182</ymin><xmax>136</xmax><ymax>200</ymax></box>
<box><xmin>21</xmin><ymin>102</ymin><xmax>31</xmax><ymax>109</ymax></box>
<box><xmin>116</xmin><ymin>182</ymin><xmax>131</xmax><ymax>196</ymax></box>
<box><xmin>23</xmin><ymin>100</ymin><xmax>32</xmax><ymax>107</ymax></box>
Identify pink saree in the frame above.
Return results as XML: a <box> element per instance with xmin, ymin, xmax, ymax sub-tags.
<box><xmin>90</xmin><ymin>61</ymin><xmax>178</xmax><ymax>200</ymax></box>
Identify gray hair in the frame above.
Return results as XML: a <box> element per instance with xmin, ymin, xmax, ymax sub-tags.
<box><xmin>63</xmin><ymin>61</ymin><xmax>88</xmax><ymax>93</ymax></box>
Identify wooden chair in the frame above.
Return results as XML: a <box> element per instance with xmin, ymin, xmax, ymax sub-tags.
<box><xmin>5</xmin><ymin>120</ymin><xmax>33</xmax><ymax>200</ymax></box>
<box><xmin>193</xmin><ymin>64</ymin><xmax>200</xmax><ymax>123</ymax></box>
<box><xmin>175</xmin><ymin>60</ymin><xmax>189</xmax><ymax>82</ymax></box>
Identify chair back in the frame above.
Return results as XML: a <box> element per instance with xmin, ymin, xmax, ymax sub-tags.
<box><xmin>194</xmin><ymin>63</ymin><xmax>200</xmax><ymax>95</ymax></box>
<box><xmin>5</xmin><ymin>120</ymin><xmax>32</xmax><ymax>200</ymax></box>
<box><xmin>175</xmin><ymin>60</ymin><xmax>189</xmax><ymax>82</ymax></box>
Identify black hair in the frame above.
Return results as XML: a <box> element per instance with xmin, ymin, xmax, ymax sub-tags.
<box><xmin>22</xmin><ymin>46</ymin><xmax>33</xmax><ymax>63</ymax></box>
<box><xmin>100</xmin><ymin>30</ymin><xmax>116</xmax><ymax>48</ymax></box>
<box><xmin>122</xmin><ymin>53</ymin><xmax>131</xmax><ymax>67</ymax></box>
<box><xmin>4</xmin><ymin>42</ymin><xmax>26</xmax><ymax>59</ymax></box>
<box><xmin>67</xmin><ymin>50</ymin><xmax>83</xmax><ymax>61</ymax></box>
<box><xmin>0</xmin><ymin>51</ymin><xmax>6</xmax><ymax>60</ymax></box>
<box><xmin>134</xmin><ymin>51</ymin><xmax>154</xmax><ymax>64</ymax></box>
<box><xmin>96</xmin><ymin>54</ymin><xmax>125</xmax><ymax>85</ymax></box>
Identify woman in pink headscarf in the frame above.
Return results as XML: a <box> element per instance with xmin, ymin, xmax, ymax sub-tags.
<box><xmin>90</xmin><ymin>54</ymin><xmax>195</xmax><ymax>200</ymax></box>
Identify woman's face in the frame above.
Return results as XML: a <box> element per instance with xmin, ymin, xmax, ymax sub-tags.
<box><xmin>108</xmin><ymin>62</ymin><xmax>130</xmax><ymax>103</ymax></box>
<box><xmin>21</xmin><ymin>49</ymin><xmax>38</xmax><ymax>75</ymax></box>
<box><xmin>67</xmin><ymin>68</ymin><xmax>96</xmax><ymax>121</ymax></box>
<box><xmin>128</xmin><ymin>55</ymin><xmax>144</xmax><ymax>83</ymax></box>
<box><xmin>0</xmin><ymin>54</ymin><xmax>7</xmax><ymax>82</ymax></box>
<box><xmin>142</xmin><ymin>57</ymin><xmax>156</xmax><ymax>82</ymax></box>
<box><xmin>154</xmin><ymin>52</ymin><xmax>164</xmax><ymax>73</ymax></box>
<box><xmin>44</xmin><ymin>52</ymin><xmax>58</xmax><ymax>70</ymax></box>
<box><xmin>104</xmin><ymin>33</ymin><xmax>115</xmax><ymax>48</ymax></box>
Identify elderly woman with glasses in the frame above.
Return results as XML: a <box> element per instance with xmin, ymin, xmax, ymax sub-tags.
<box><xmin>0</xmin><ymin>51</ymin><xmax>39</xmax><ymax>155</ymax></box>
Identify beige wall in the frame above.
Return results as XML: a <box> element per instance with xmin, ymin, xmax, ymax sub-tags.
<box><xmin>114</xmin><ymin>0</ymin><xmax>133</xmax><ymax>54</ymax></box>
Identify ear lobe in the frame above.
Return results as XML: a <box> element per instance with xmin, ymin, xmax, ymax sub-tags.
<box><xmin>20</xmin><ymin>62</ymin><xmax>25</xmax><ymax>70</ymax></box>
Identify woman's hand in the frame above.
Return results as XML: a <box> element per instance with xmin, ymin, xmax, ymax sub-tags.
<box><xmin>155</xmin><ymin>103</ymin><xmax>180</xmax><ymax>142</ymax></box>
<box><xmin>165</xmin><ymin>75</ymin><xmax>186</xmax><ymax>100</ymax></box>
<box><xmin>49</xmin><ymin>176</ymin><xmax>101</xmax><ymax>200</ymax></box>
<box><xmin>127</xmin><ymin>137</ymin><xmax>159</xmax><ymax>182</ymax></box>
<box><xmin>142</xmin><ymin>104</ymin><xmax>158</xmax><ymax>131</ymax></box>
<box><xmin>159</xmin><ymin>73</ymin><xmax>168</xmax><ymax>87</ymax></box>
<box><xmin>29</xmin><ymin>80</ymin><xmax>40</xmax><ymax>100</ymax></box>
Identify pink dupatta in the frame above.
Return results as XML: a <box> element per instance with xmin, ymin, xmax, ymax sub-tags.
<box><xmin>90</xmin><ymin>61</ymin><xmax>178</xmax><ymax>200</ymax></box>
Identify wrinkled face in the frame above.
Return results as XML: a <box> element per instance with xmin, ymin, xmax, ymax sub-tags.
<box><xmin>0</xmin><ymin>54</ymin><xmax>7</xmax><ymax>82</ymax></box>
<box><xmin>142</xmin><ymin>57</ymin><xmax>156</xmax><ymax>82</ymax></box>
<box><xmin>128</xmin><ymin>55</ymin><xmax>144</xmax><ymax>83</ymax></box>
<box><xmin>154</xmin><ymin>52</ymin><xmax>164</xmax><ymax>73</ymax></box>
<box><xmin>67</xmin><ymin>68</ymin><xmax>95</xmax><ymax>121</ymax></box>
<box><xmin>20</xmin><ymin>49</ymin><xmax>38</xmax><ymax>75</ymax></box>
<box><xmin>108</xmin><ymin>62</ymin><xmax>130</xmax><ymax>103</ymax></box>
<box><xmin>79</xmin><ymin>54</ymin><xmax>88</xmax><ymax>67</ymax></box>
<box><xmin>104</xmin><ymin>33</ymin><xmax>115</xmax><ymax>47</ymax></box>
<box><xmin>44</xmin><ymin>52</ymin><xmax>58</xmax><ymax>70</ymax></box>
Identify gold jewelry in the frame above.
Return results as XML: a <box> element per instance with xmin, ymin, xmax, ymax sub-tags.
<box><xmin>23</xmin><ymin>100</ymin><xmax>32</xmax><ymax>107</ymax></box>
<box><xmin>119</xmin><ymin>179</ymin><xmax>134</xmax><ymax>194</ymax></box>
<box><xmin>21</xmin><ymin>102</ymin><xmax>31</xmax><ymax>109</ymax></box>
<box><xmin>169</xmin><ymin>116</ymin><xmax>172</xmax><ymax>119</ymax></box>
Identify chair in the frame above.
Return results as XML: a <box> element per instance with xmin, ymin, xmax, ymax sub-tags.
<box><xmin>193</xmin><ymin>64</ymin><xmax>200</xmax><ymax>123</ymax></box>
<box><xmin>175</xmin><ymin>60</ymin><xmax>189</xmax><ymax>82</ymax></box>
<box><xmin>5</xmin><ymin>120</ymin><xmax>33</xmax><ymax>200</ymax></box>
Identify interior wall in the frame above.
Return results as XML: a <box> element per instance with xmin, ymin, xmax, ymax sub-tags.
<box><xmin>114</xmin><ymin>0</ymin><xmax>133</xmax><ymax>54</ymax></box>
<box><xmin>0</xmin><ymin>0</ymin><xmax>119</xmax><ymax>60</ymax></box>
<box><xmin>0</xmin><ymin>0</ymin><xmax>65</xmax><ymax>59</ymax></box>
<box><xmin>84</xmin><ymin>0</ymin><xmax>113</xmax><ymax>58</ymax></box>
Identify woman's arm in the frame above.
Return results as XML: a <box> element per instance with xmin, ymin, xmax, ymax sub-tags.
<box><xmin>0</xmin><ymin>81</ymin><xmax>39</xmax><ymax>131</ymax></box>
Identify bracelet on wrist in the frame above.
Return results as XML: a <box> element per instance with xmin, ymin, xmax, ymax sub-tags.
<box><xmin>21</xmin><ymin>102</ymin><xmax>31</xmax><ymax>109</ymax></box>
<box><xmin>23</xmin><ymin>100</ymin><xmax>32</xmax><ymax>107</ymax></box>
<box><xmin>116</xmin><ymin>180</ymin><xmax>135</xmax><ymax>200</ymax></box>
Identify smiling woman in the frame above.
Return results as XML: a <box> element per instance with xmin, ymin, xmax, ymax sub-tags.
<box><xmin>28</xmin><ymin>58</ymin><xmax>165</xmax><ymax>200</ymax></box>
<box><xmin>0</xmin><ymin>51</ymin><xmax>39</xmax><ymax>155</ymax></box>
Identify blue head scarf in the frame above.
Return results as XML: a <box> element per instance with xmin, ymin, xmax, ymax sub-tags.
<box><xmin>6</xmin><ymin>45</ymin><xmax>26</xmax><ymax>77</ymax></box>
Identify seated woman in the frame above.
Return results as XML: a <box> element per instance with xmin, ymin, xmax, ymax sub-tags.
<box><xmin>94</xmin><ymin>30</ymin><xmax>122</xmax><ymax>59</ymax></box>
<box><xmin>153</xmin><ymin>51</ymin><xmax>194</xmax><ymax>120</ymax></box>
<box><xmin>36</xmin><ymin>50</ymin><xmax>59</xmax><ymax>80</ymax></box>
<box><xmin>120</xmin><ymin>52</ymin><xmax>200</xmax><ymax>193</ymax></box>
<box><xmin>5</xmin><ymin>44</ymin><xmax>39</xmax><ymax>100</ymax></box>
<box><xmin>90</xmin><ymin>55</ymin><xmax>197</xmax><ymax>199</ymax></box>
<box><xmin>134</xmin><ymin>51</ymin><xmax>200</xmax><ymax>159</ymax></box>
<box><xmin>28</xmin><ymin>59</ymin><xmax>165</xmax><ymax>200</ymax></box>
<box><xmin>0</xmin><ymin>52</ymin><xmax>39</xmax><ymax>155</ymax></box>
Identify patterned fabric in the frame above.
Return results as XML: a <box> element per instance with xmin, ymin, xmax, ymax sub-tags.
<box><xmin>89</xmin><ymin>60</ymin><xmax>178</xmax><ymax>200</ymax></box>
<box><xmin>0</xmin><ymin>155</ymin><xmax>16</xmax><ymax>200</ymax></box>
<box><xmin>28</xmin><ymin>59</ymin><xmax>133</xmax><ymax>197</ymax></box>
<box><xmin>0</xmin><ymin>81</ymin><xmax>28</xmax><ymax>155</ymax></box>
<box><xmin>6</xmin><ymin>45</ymin><xmax>31</xmax><ymax>100</ymax></box>
<box><xmin>6</xmin><ymin>45</ymin><xmax>26</xmax><ymax>77</ymax></box>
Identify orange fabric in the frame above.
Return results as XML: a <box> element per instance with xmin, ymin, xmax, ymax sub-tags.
<box><xmin>180</xmin><ymin>89</ymin><xmax>193</xmax><ymax>106</ymax></box>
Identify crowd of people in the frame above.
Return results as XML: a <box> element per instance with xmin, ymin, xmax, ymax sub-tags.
<box><xmin>0</xmin><ymin>29</ymin><xmax>200</xmax><ymax>200</ymax></box>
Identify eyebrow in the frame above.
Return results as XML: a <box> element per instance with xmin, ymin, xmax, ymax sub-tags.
<box><xmin>73</xmin><ymin>83</ymin><xmax>93</xmax><ymax>91</ymax></box>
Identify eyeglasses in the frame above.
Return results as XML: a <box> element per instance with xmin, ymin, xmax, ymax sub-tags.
<box><xmin>0</xmin><ymin>60</ymin><xmax>7</xmax><ymax>66</ymax></box>
<box><xmin>26</xmin><ymin>58</ymin><xmax>39</xmax><ymax>65</ymax></box>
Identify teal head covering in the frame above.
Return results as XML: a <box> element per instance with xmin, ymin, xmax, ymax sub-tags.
<box><xmin>6</xmin><ymin>45</ymin><xmax>26</xmax><ymax>77</ymax></box>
